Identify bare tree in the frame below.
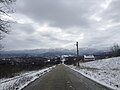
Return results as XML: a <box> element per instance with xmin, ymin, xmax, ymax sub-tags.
<box><xmin>110</xmin><ymin>43</ymin><xmax>120</xmax><ymax>57</ymax></box>
<box><xmin>0</xmin><ymin>0</ymin><xmax>16</xmax><ymax>50</ymax></box>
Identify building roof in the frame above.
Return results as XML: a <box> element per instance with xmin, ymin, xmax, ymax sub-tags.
<box><xmin>84</xmin><ymin>55</ymin><xmax>95</xmax><ymax>59</ymax></box>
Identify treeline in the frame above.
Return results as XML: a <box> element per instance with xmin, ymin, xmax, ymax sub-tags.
<box><xmin>0</xmin><ymin>56</ymin><xmax>62</xmax><ymax>79</ymax></box>
<box><xmin>95</xmin><ymin>43</ymin><xmax>120</xmax><ymax>59</ymax></box>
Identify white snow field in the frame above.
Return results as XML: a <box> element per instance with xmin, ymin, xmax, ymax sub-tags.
<box><xmin>0</xmin><ymin>65</ymin><xmax>56</xmax><ymax>90</ymax></box>
<box><xmin>68</xmin><ymin>57</ymin><xmax>120</xmax><ymax>90</ymax></box>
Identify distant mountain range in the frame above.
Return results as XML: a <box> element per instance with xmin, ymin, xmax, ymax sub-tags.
<box><xmin>0</xmin><ymin>48</ymin><xmax>109</xmax><ymax>58</ymax></box>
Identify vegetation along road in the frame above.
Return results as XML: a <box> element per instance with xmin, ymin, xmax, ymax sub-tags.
<box><xmin>22</xmin><ymin>64</ymin><xmax>113</xmax><ymax>90</ymax></box>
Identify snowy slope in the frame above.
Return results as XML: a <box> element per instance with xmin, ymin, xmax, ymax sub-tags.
<box><xmin>0</xmin><ymin>65</ymin><xmax>56</xmax><ymax>90</ymax></box>
<box><xmin>68</xmin><ymin>57</ymin><xmax>120</xmax><ymax>90</ymax></box>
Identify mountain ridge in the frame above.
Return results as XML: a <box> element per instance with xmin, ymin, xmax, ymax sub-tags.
<box><xmin>0</xmin><ymin>48</ymin><xmax>108</xmax><ymax>58</ymax></box>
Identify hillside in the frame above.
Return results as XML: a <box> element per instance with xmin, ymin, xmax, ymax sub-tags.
<box><xmin>69</xmin><ymin>57</ymin><xmax>120</xmax><ymax>89</ymax></box>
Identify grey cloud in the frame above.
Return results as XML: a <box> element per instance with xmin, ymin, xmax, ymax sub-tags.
<box><xmin>41</xmin><ymin>33</ymin><xmax>71</xmax><ymax>43</ymax></box>
<box><xmin>100</xmin><ymin>0</ymin><xmax>120</xmax><ymax>23</ymax></box>
<box><xmin>2</xmin><ymin>0</ymin><xmax>120</xmax><ymax>50</ymax></box>
<box><xmin>13</xmin><ymin>23</ymin><xmax>35</xmax><ymax>34</ymax></box>
<box><xmin>16</xmin><ymin>0</ymin><xmax>102</xmax><ymax>28</ymax></box>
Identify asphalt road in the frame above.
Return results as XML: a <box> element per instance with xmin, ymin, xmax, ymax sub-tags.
<box><xmin>22</xmin><ymin>64</ymin><xmax>113</xmax><ymax>90</ymax></box>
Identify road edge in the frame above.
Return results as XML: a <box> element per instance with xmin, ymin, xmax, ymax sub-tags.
<box><xmin>65</xmin><ymin>64</ymin><xmax>117</xmax><ymax>90</ymax></box>
<box><xmin>18</xmin><ymin>65</ymin><xmax>56</xmax><ymax>90</ymax></box>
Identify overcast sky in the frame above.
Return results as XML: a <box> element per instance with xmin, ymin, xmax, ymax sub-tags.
<box><xmin>1</xmin><ymin>0</ymin><xmax>120</xmax><ymax>50</ymax></box>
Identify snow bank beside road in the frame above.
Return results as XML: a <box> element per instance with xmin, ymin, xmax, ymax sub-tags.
<box><xmin>68</xmin><ymin>57</ymin><xmax>120</xmax><ymax>90</ymax></box>
<box><xmin>0</xmin><ymin>65</ymin><xmax>56</xmax><ymax>90</ymax></box>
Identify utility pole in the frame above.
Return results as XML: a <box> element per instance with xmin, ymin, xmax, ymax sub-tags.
<box><xmin>76</xmin><ymin>42</ymin><xmax>79</xmax><ymax>66</ymax></box>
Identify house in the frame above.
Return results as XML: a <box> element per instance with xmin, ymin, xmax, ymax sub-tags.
<box><xmin>84</xmin><ymin>55</ymin><xmax>95</xmax><ymax>61</ymax></box>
